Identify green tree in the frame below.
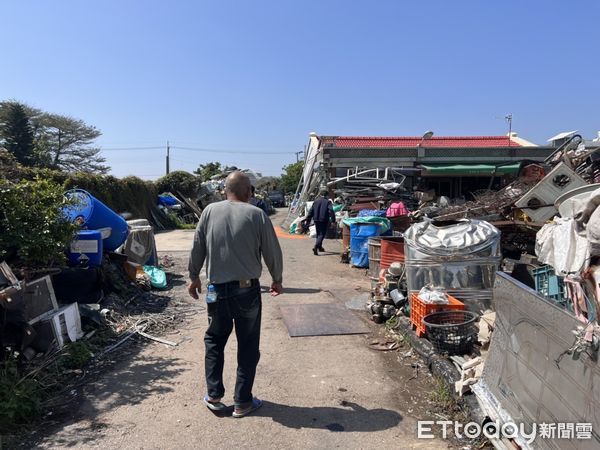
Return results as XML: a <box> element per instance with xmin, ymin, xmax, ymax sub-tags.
<box><xmin>0</xmin><ymin>100</ymin><xmax>108</xmax><ymax>173</ymax></box>
<box><xmin>256</xmin><ymin>176</ymin><xmax>281</xmax><ymax>191</ymax></box>
<box><xmin>280</xmin><ymin>161</ymin><xmax>304</xmax><ymax>193</ymax></box>
<box><xmin>155</xmin><ymin>170</ymin><xmax>202</xmax><ymax>197</ymax></box>
<box><xmin>33</xmin><ymin>113</ymin><xmax>108</xmax><ymax>174</ymax></box>
<box><xmin>194</xmin><ymin>161</ymin><xmax>222</xmax><ymax>180</ymax></box>
<box><xmin>0</xmin><ymin>101</ymin><xmax>35</xmax><ymax>165</ymax></box>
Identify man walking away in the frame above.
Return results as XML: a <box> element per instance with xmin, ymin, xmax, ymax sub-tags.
<box><xmin>249</xmin><ymin>186</ymin><xmax>269</xmax><ymax>214</ymax></box>
<box><xmin>307</xmin><ymin>189</ymin><xmax>336</xmax><ymax>255</ymax></box>
<box><xmin>188</xmin><ymin>171</ymin><xmax>283</xmax><ymax>417</ymax></box>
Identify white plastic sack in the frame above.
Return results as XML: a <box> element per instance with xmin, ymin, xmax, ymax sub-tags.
<box><xmin>535</xmin><ymin>217</ymin><xmax>589</xmax><ymax>275</ymax></box>
<box><xmin>309</xmin><ymin>225</ymin><xmax>316</xmax><ymax>238</ymax></box>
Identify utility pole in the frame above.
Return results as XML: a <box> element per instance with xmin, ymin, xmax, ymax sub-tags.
<box><xmin>166</xmin><ymin>140</ymin><xmax>170</xmax><ymax>175</ymax></box>
<box><xmin>294</xmin><ymin>150</ymin><xmax>303</xmax><ymax>162</ymax></box>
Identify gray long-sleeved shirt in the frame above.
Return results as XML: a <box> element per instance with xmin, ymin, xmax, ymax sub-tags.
<box><xmin>188</xmin><ymin>200</ymin><xmax>283</xmax><ymax>284</ymax></box>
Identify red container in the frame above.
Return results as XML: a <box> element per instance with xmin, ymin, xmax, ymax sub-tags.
<box><xmin>380</xmin><ymin>237</ymin><xmax>405</xmax><ymax>270</ymax></box>
<box><xmin>409</xmin><ymin>293</ymin><xmax>465</xmax><ymax>337</ymax></box>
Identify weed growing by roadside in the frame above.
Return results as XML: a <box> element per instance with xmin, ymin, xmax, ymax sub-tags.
<box><xmin>430</xmin><ymin>377</ymin><xmax>455</xmax><ymax>412</ymax></box>
<box><xmin>62</xmin><ymin>341</ymin><xmax>93</xmax><ymax>369</ymax></box>
<box><xmin>0</xmin><ymin>357</ymin><xmax>42</xmax><ymax>433</ymax></box>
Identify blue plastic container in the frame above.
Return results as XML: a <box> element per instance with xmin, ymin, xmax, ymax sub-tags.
<box><xmin>350</xmin><ymin>223</ymin><xmax>381</xmax><ymax>268</ymax></box>
<box><xmin>64</xmin><ymin>189</ymin><xmax>129</xmax><ymax>251</ymax></box>
<box><xmin>68</xmin><ymin>230</ymin><xmax>103</xmax><ymax>266</ymax></box>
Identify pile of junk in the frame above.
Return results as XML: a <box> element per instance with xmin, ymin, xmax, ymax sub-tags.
<box><xmin>0</xmin><ymin>189</ymin><xmax>172</xmax><ymax>360</ymax></box>
<box><xmin>345</xmin><ymin>138</ymin><xmax>600</xmax><ymax>448</ymax></box>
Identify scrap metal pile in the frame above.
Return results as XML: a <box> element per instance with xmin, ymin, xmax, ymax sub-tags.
<box><xmin>330</xmin><ymin>167</ymin><xmax>418</xmax><ymax>212</ymax></box>
<box><xmin>330</xmin><ymin>134</ymin><xmax>600</xmax><ymax>447</ymax></box>
<box><xmin>425</xmin><ymin>179</ymin><xmax>538</xmax><ymax>222</ymax></box>
<box><xmin>287</xmin><ymin>133</ymin><xmax>600</xmax><ymax>443</ymax></box>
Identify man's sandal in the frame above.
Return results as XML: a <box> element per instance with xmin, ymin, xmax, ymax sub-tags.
<box><xmin>232</xmin><ymin>398</ymin><xmax>263</xmax><ymax>418</ymax></box>
<box><xmin>203</xmin><ymin>395</ymin><xmax>228</xmax><ymax>412</ymax></box>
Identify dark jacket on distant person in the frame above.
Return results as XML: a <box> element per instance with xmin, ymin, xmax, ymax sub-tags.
<box><xmin>249</xmin><ymin>197</ymin><xmax>268</xmax><ymax>214</ymax></box>
<box><xmin>308</xmin><ymin>197</ymin><xmax>335</xmax><ymax>224</ymax></box>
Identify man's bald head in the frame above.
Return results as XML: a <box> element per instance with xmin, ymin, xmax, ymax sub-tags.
<box><xmin>225</xmin><ymin>171</ymin><xmax>252</xmax><ymax>202</ymax></box>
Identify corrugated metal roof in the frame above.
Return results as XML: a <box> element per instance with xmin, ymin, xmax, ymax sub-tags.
<box><xmin>320</xmin><ymin>136</ymin><xmax>523</xmax><ymax>148</ymax></box>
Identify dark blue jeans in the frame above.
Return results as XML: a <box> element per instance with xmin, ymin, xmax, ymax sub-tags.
<box><xmin>204</xmin><ymin>279</ymin><xmax>262</xmax><ymax>405</ymax></box>
<box><xmin>314</xmin><ymin>221</ymin><xmax>328</xmax><ymax>250</ymax></box>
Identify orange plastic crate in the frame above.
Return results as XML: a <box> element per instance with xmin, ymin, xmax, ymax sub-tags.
<box><xmin>409</xmin><ymin>292</ymin><xmax>465</xmax><ymax>337</ymax></box>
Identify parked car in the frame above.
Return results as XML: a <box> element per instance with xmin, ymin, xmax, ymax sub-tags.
<box><xmin>267</xmin><ymin>190</ymin><xmax>286</xmax><ymax>207</ymax></box>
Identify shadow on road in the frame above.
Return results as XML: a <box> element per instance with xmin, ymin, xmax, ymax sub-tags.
<box><xmin>25</xmin><ymin>354</ymin><xmax>190</xmax><ymax>448</ymax></box>
<box><xmin>255</xmin><ymin>400</ymin><xmax>402</xmax><ymax>432</ymax></box>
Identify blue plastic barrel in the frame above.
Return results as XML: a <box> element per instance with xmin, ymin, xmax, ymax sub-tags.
<box><xmin>350</xmin><ymin>223</ymin><xmax>381</xmax><ymax>268</ymax></box>
<box><xmin>64</xmin><ymin>189</ymin><xmax>129</xmax><ymax>251</ymax></box>
<box><xmin>68</xmin><ymin>230</ymin><xmax>103</xmax><ymax>266</ymax></box>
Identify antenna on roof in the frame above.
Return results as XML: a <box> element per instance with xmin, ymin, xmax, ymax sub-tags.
<box><xmin>505</xmin><ymin>114</ymin><xmax>513</xmax><ymax>146</ymax></box>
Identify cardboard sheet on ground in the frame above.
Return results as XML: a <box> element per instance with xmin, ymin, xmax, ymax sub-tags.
<box><xmin>280</xmin><ymin>303</ymin><xmax>369</xmax><ymax>337</ymax></box>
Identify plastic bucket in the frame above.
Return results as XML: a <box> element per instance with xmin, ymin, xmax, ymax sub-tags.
<box><xmin>64</xmin><ymin>189</ymin><xmax>129</xmax><ymax>251</ymax></box>
<box><xmin>68</xmin><ymin>230</ymin><xmax>103</xmax><ymax>267</ymax></box>
<box><xmin>350</xmin><ymin>223</ymin><xmax>381</xmax><ymax>268</ymax></box>
<box><xmin>380</xmin><ymin>237</ymin><xmax>405</xmax><ymax>270</ymax></box>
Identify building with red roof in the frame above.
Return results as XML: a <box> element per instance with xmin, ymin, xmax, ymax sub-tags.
<box><xmin>297</xmin><ymin>131</ymin><xmax>553</xmax><ymax>200</ymax></box>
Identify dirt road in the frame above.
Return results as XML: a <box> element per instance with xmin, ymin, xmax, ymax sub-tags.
<box><xmin>32</xmin><ymin>211</ymin><xmax>444</xmax><ymax>449</ymax></box>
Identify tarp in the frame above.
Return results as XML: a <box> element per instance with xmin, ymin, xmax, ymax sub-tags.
<box><xmin>420</xmin><ymin>163</ymin><xmax>520</xmax><ymax>176</ymax></box>
<box><xmin>342</xmin><ymin>216</ymin><xmax>391</xmax><ymax>233</ymax></box>
<box><xmin>536</xmin><ymin>217</ymin><xmax>589</xmax><ymax>275</ymax></box>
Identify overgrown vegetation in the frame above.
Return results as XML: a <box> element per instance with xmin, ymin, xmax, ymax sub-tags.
<box><xmin>0</xmin><ymin>357</ymin><xmax>41</xmax><ymax>431</ymax></box>
<box><xmin>0</xmin><ymin>329</ymin><xmax>115</xmax><ymax>436</ymax></box>
<box><xmin>155</xmin><ymin>170</ymin><xmax>201</xmax><ymax>198</ymax></box>
<box><xmin>0</xmin><ymin>177</ymin><xmax>77</xmax><ymax>268</ymax></box>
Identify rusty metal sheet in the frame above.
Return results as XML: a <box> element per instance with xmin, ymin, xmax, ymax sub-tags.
<box><xmin>280</xmin><ymin>303</ymin><xmax>370</xmax><ymax>337</ymax></box>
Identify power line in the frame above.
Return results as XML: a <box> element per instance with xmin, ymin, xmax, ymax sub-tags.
<box><xmin>100</xmin><ymin>145</ymin><xmax>294</xmax><ymax>155</ymax></box>
<box><xmin>171</xmin><ymin>140</ymin><xmax>298</xmax><ymax>150</ymax></box>
<box><xmin>101</xmin><ymin>146</ymin><xmax>164</xmax><ymax>151</ymax></box>
<box><xmin>171</xmin><ymin>146</ymin><xmax>293</xmax><ymax>155</ymax></box>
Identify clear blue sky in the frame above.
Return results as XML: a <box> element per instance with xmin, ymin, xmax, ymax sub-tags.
<box><xmin>1</xmin><ymin>1</ymin><xmax>598</xmax><ymax>179</ymax></box>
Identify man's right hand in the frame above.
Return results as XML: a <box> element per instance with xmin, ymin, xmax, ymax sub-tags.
<box><xmin>270</xmin><ymin>281</ymin><xmax>283</xmax><ymax>297</ymax></box>
<box><xmin>188</xmin><ymin>278</ymin><xmax>202</xmax><ymax>299</ymax></box>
